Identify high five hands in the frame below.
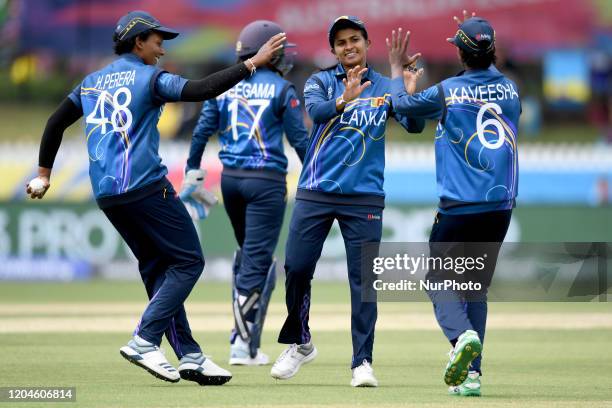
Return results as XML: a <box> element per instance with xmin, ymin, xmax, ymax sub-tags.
<box><xmin>387</xmin><ymin>28</ymin><xmax>423</xmax><ymax>95</ymax></box>
<box><xmin>336</xmin><ymin>65</ymin><xmax>371</xmax><ymax>111</ymax></box>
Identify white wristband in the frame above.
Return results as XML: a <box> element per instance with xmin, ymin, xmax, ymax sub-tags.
<box><xmin>246</xmin><ymin>58</ymin><xmax>256</xmax><ymax>75</ymax></box>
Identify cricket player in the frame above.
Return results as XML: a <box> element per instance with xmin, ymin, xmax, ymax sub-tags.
<box><xmin>183</xmin><ymin>20</ymin><xmax>308</xmax><ymax>366</ymax></box>
<box><xmin>26</xmin><ymin>10</ymin><xmax>285</xmax><ymax>385</ymax></box>
<box><xmin>270</xmin><ymin>16</ymin><xmax>424</xmax><ymax>387</ymax></box>
<box><xmin>387</xmin><ymin>11</ymin><xmax>520</xmax><ymax>396</ymax></box>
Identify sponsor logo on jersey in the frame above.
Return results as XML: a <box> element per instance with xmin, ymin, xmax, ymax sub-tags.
<box><xmin>304</xmin><ymin>81</ymin><xmax>320</xmax><ymax>93</ymax></box>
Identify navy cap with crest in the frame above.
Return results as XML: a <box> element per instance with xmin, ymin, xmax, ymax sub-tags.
<box><xmin>448</xmin><ymin>17</ymin><xmax>495</xmax><ymax>55</ymax></box>
<box><xmin>113</xmin><ymin>10</ymin><xmax>179</xmax><ymax>43</ymax></box>
<box><xmin>328</xmin><ymin>16</ymin><xmax>368</xmax><ymax>47</ymax></box>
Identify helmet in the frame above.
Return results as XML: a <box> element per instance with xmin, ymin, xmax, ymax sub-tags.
<box><xmin>235</xmin><ymin>20</ymin><xmax>296</xmax><ymax>76</ymax></box>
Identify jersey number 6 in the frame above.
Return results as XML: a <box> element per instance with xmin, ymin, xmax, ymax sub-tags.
<box><xmin>476</xmin><ymin>102</ymin><xmax>505</xmax><ymax>150</ymax></box>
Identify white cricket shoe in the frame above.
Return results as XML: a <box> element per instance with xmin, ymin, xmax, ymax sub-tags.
<box><xmin>351</xmin><ymin>360</ymin><xmax>378</xmax><ymax>387</ymax></box>
<box><xmin>229</xmin><ymin>336</ymin><xmax>270</xmax><ymax>366</ymax></box>
<box><xmin>448</xmin><ymin>371</ymin><xmax>481</xmax><ymax>397</ymax></box>
<box><xmin>270</xmin><ymin>343</ymin><xmax>317</xmax><ymax>379</ymax></box>
<box><xmin>178</xmin><ymin>353</ymin><xmax>232</xmax><ymax>386</ymax></box>
<box><xmin>119</xmin><ymin>335</ymin><xmax>180</xmax><ymax>383</ymax></box>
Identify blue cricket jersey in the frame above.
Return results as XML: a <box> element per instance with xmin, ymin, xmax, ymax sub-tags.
<box><xmin>68</xmin><ymin>53</ymin><xmax>187</xmax><ymax>206</ymax></box>
<box><xmin>391</xmin><ymin>65</ymin><xmax>521</xmax><ymax>214</ymax></box>
<box><xmin>187</xmin><ymin>68</ymin><xmax>308</xmax><ymax>181</ymax></box>
<box><xmin>298</xmin><ymin>64</ymin><xmax>425</xmax><ymax>208</ymax></box>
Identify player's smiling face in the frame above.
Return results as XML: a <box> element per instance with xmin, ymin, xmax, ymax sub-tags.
<box><xmin>135</xmin><ymin>31</ymin><xmax>166</xmax><ymax>65</ymax></box>
<box><xmin>332</xmin><ymin>28</ymin><xmax>370</xmax><ymax>69</ymax></box>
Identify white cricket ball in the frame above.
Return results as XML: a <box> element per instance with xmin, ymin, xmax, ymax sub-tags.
<box><xmin>29</xmin><ymin>177</ymin><xmax>46</xmax><ymax>193</ymax></box>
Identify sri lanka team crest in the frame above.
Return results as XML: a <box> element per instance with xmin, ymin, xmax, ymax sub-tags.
<box><xmin>371</xmin><ymin>97</ymin><xmax>385</xmax><ymax>107</ymax></box>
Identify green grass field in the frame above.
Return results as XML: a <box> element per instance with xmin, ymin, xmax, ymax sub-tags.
<box><xmin>1</xmin><ymin>281</ymin><xmax>611</xmax><ymax>408</ymax></box>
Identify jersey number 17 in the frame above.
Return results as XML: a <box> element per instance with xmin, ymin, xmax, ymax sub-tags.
<box><xmin>227</xmin><ymin>98</ymin><xmax>270</xmax><ymax>141</ymax></box>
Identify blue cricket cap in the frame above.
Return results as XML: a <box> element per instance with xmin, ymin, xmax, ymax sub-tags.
<box><xmin>448</xmin><ymin>17</ymin><xmax>495</xmax><ymax>55</ymax></box>
<box><xmin>113</xmin><ymin>10</ymin><xmax>179</xmax><ymax>43</ymax></box>
<box><xmin>328</xmin><ymin>15</ymin><xmax>368</xmax><ymax>47</ymax></box>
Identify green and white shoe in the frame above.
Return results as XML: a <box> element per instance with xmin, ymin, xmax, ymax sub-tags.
<box><xmin>444</xmin><ymin>330</ymin><xmax>482</xmax><ymax>386</ymax></box>
<box><xmin>449</xmin><ymin>371</ymin><xmax>481</xmax><ymax>396</ymax></box>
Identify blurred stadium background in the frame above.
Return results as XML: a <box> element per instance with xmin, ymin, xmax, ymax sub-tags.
<box><xmin>0</xmin><ymin>3</ymin><xmax>610</xmax><ymax>406</ymax></box>
<box><xmin>0</xmin><ymin>0</ymin><xmax>610</xmax><ymax>283</ymax></box>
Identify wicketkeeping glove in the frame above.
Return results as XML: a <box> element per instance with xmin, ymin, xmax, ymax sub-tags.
<box><xmin>179</xmin><ymin>169</ymin><xmax>219</xmax><ymax>220</ymax></box>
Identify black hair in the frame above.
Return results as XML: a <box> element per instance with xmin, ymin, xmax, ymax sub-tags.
<box><xmin>330</xmin><ymin>24</ymin><xmax>368</xmax><ymax>48</ymax></box>
<box><xmin>113</xmin><ymin>30</ymin><xmax>154</xmax><ymax>55</ymax></box>
<box><xmin>459</xmin><ymin>47</ymin><xmax>497</xmax><ymax>70</ymax></box>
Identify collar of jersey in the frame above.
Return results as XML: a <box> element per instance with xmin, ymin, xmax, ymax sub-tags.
<box><xmin>455</xmin><ymin>64</ymin><xmax>500</xmax><ymax>77</ymax></box>
<box><xmin>121</xmin><ymin>52</ymin><xmax>146</xmax><ymax>65</ymax></box>
<box><xmin>334</xmin><ymin>63</ymin><xmax>377</xmax><ymax>83</ymax></box>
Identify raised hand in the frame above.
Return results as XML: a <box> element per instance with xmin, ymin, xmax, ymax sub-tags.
<box><xmin>249</xmin><ymin>32</ymin><xmax>287</xmax><ymax>69</ymax></box>
<box><xmin>453</xmin><ymin>9</ymin><xmax>476</xmax><ymax>25</ymax></box>
<box><xmin>387</xmin><ymin>28</ymin><xmax>421</xmax><ymax>79</ymax></box>
<box><xmin>402</xmin><ymin>66</ymin><xmax>425</xmax><ymax>95</ymax></box>
<box><xmin>341</xmin><ymin>65</ymin><xmax>371</xmax><ymax>103</ymax></box>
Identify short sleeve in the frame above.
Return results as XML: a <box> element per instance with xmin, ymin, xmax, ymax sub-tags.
<box><xmin>68</xmin><ymin>83</ymin><xmax>82</xmax><ymax>110</ymax></box>
<box><xmin>154</xmin><ymin>72</ymin><xmax>188</xmax><ymax>103</ymax></box>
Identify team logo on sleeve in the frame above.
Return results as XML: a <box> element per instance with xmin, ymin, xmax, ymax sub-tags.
<box><xmin>290</xmin><ymin>98</ymin><xmax>300</xmax><ymax>108</ymax></box>
<box><xmin>371</xmin><ymin>97</ymin><xmax>386</xmax><ymax>107</ymax></box>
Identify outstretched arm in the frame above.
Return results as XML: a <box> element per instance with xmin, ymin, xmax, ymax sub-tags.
<box><xmin>180</xmin><ymin>33</ymin><xmax>286</xmax><ymax>102</ymax></box>
<box><xmin>391</xmin><ymin>80</ymin><xmax>444</xmax><ymax>120</ymax></box>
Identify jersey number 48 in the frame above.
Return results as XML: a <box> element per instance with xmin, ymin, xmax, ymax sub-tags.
<box><xmin>85</xmin><ymin>87</ymin><xmax>133</xmax><ymax>134</ymax></box>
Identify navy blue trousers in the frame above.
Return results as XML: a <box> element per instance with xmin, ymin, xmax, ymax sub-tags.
<box><xmin>278</xmin><ymin>199</ymin><xmax>382</xmax><ymax>369</ymax></box>
<box><xmin>221</xmin><ymin>175</ymin><xmax>287</xmax><ymax>297</ymax></box>
<box><xmin>103</xmin><ymin>181</ymin><xmax>203</xmax><ymax>359</ymax></box>
<box><xmin>427</xmin><ymin>209</ymin><xmax>512</xmax><ymax>374</ymax></box>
